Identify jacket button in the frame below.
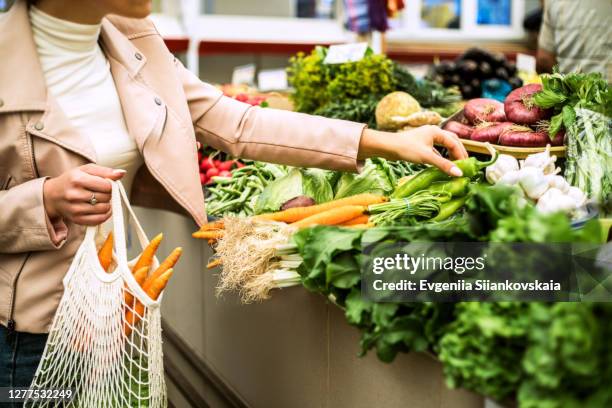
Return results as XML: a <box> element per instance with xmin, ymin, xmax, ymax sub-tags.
<box><xmin>154</xmin><ymin>97</ymin><xmax>162</xmax><ymax>106</ymax></box>
<box><xmin>135</xmin><ymin>52</ymin><xmax>143</xmax><ymax>60</ymax></box>
<box><xmin>34</xmin><ymin>121</ymin><xmax>44</xmax><ymax>131</ymax></box>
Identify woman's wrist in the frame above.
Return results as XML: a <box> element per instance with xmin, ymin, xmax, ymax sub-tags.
<box><xmin>358</xmin><ymin>128</ymin><xmax>395</xmax><ymax>161</ymax></box>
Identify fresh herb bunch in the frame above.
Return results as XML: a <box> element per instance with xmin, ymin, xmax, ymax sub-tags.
<box><xmin>533</xmin><ymin>69</ymin><xmax>612</xmax><ymax>136</ymax></box>
<box><xmin>287</xmin><ymin>46</ymin><xmax>395</xmax><ymax>113</ymax></box>
<box><xmin>313</xmin><ymin>96</ymin><xmax>379</xmax><ymax>128</ymax></box>
<box><xmin>287</xmin><ymin>46</ymin><xmax>460</xmax><ymax>119</ymax></box>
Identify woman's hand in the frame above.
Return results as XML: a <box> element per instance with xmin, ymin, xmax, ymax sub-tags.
<box><xmin>358</xmin><ymin>126</ymin><xmax>469</xmax><ymax>177</ymax></box>
<box><xmin>43</xmin><ymin>164</ymin><xmax>126</xmax><ymax>226</ymax></box>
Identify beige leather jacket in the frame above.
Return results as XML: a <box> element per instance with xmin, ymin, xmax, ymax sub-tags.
<box><xmin>0</xmin><ymin>0</ymin><xmax>365</xmax><ymax>334</ymax></box>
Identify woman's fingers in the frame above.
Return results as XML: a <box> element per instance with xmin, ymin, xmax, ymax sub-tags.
<box><xmin>81</xmin><ymin>164</ymin><xmax>127</xmax><ymax>181</ymax></box>
<box><xmin>71</xmin><ymin>202</ymin><xmax>112</xmax><ymax>216</ymax></box>
<box><xmin>433</xmin><ymin>129</ymin><xmax>469</xmax><ymax>160</ymax></box>
<box><xmin>65</xmin><ymin>188</ymin><xmax>111</xmax><ymax>203</ymax></box>
<box><xmin>422</xmin><ymin>149</ymin><xmax>463</xmax><ymax>177</ymax></box>
<box><xmin>72</xmin><ymin>209</ymin><xmax>113</xmax><ymax>226</ymax></box>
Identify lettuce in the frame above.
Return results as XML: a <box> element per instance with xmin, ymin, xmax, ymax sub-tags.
<box><xmin>254</xmin><ymin>168</ymin><xmax>333</xmax><ymax>214</ymax></box>
<box><xmin>334</xmin><ymin>159</ymin><xmax>394</xmax><ymax>199</ymax></box>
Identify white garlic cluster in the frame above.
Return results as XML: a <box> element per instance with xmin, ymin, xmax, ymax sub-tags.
<box><xmin>485</xmin><ymin>145</ymin><xmax>587</xmax><ymax>216</ymax></box>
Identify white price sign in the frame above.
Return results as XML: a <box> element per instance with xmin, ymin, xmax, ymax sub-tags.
<box><xmin>231</xmin><ymin>63</ymin><xmax>256</xmax><ymax>86</ymax></box>
<box><xmin>323</xmin><ymin>42</ymin><xmax>369</xmax><ymax>64</ymax></box>
<box><xmin>516</xmin><ymin>53</ymin><xmax>537</xmax><ymax>74</ymax></box>
<box><xmin>257</xmin><ymin>69</ymin><xmax>289</xmax><ymax>92</ymax></box>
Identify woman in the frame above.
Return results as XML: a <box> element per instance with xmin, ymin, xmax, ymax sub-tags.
<box><xmin>0</xmin><ymin>0</ymin><xmax>467</xmax><ymax>389</ymax></box>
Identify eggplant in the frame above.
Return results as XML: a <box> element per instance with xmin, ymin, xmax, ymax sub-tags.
<box><xmin>458</xmin><ymin>60</ymin><xmax>479</xmax><ymax>76</ymax></box>
<box><xmin>436</xmin><ymin>60</ymin><xmax>455</xmax><ymax>75</ymax></box>
<box><xmin>490</xmin><ymin>52</ymin><xmax>506</xmax><ymax>68</ymax></box>
<box><xmin>508</xmin><ymin>76</ymin><xmax>523</xmax><ymax>89</ymax></box>
<box><xmin>505</xmin><ymin>61</ymin><xmax>517</xmax><ymax>76</ymax></box>
<box><xmin>479</xmin><ymin>61</ymin><xmax>492</xmax><ymax>78</ymax></box>
<box><xmin>495</xmin><ymin>67</ymin><xmax>509</xmax><ymax>80</ymax></box>
<box><xmin>450</xmin><ymin>74</ymin><xmax>462</xmax><ymax>85</ymax></box>
<box><xmin>461</xmin><ymin>84</ymin><xmax>479</xmax><ymax>99</ymax></box>
<box><xmin>461</xmin><ymin>47</ymin><xmax>492</xmax><ymax>63</ymax></box>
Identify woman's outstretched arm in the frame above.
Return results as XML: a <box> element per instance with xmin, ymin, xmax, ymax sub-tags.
<box><xmin>175</xmin><ymin>58</ymin><xmax>467</xmax><ymax>176</ymax></box>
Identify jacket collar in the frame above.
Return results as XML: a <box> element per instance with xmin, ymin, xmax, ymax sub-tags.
<box><xmin>0</xmin><ymin>0</ymin><xmax>146</xmax><ymax>113</ymax></box>
<box><xmin>0</xmin><ymin>0</ymin><xmax>47</xmax><ymax>112</ymax></box>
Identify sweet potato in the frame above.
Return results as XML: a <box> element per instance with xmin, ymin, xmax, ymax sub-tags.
<box><xmin>443</xmin><ymin>121</ymin><xmax>473</xmax><ymax>139</ymax></box>
<box><xmin>464</xmin><ymin>98</ymin><xmax>506</xmax><ymax>124</ymax></box>
<box><xmin>504</xmin><ymin>84</ymin><xmax>551</xmax><ymax>125</ymax></box>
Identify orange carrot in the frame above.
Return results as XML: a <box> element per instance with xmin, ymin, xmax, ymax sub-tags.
<box><xmin>124</xmin><ymin>269</ymin><xmax>174</xmax><ymax>336</ymax></box>
<box><xmin>124</xmin><ymin>266</ymin><xmax>149</xmax><ymax>308</ymax></box>
<box><xmin>98</xmin><ymin>232</ymin><xmax>114</xmax><ymax>272</ymax></box>
<box><xmin>340</xmin><ymin>215</ymin><xmax>370</xmax><ymax>226</ymax></box>
<box><xmin>192</xmin><ymin>230</ymin><xmax>224</xmax><ymax>239</ymax></box>
<box><xmin>142</xmin><ymin>247</ymin><xmax>182</xmax><ymax>290</ymax></box>
<box><xmin>198</xmin><ymin>220</ymin><xmax>224</xmax><ymax>231</ymax></box>
<box><xmin>290</xmin><ymin>206</ymin><xmax>366</xmax><ymax>229</ymax></box>
<box><xmin>206</xmin><ymin>258</ymin><xmax>222</xmax><ymax>269</ymax></box>
<box><xmin>255</xmin><ymin>194</ymin><xmax>386</xmax><ymax>223</ymax></box>
<box><xmin>132</xmin><ymin>233</ymin><xmax>163</xmax><ymax>273</ymax></box>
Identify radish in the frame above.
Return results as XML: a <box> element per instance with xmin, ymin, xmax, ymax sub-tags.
<box><xmin>499</xmin><ymin>126</ymin><xmax>550</xmax><ymax>147</ymax></box>
<box><xmin>471</xmin><ymin>122</ymin><xmax>514</xmax><ymax>143</ymax></box>
<box><xmin>200</xmin><ymin>173</ymin><xmax>207</xmax><ymax>184</ymax></box>
<box><xmin>206</xmin><ymin>168</ymin><xmax>220</xmax><ymax>178</ymax></box>
<box><xmin>197</xmin><ymin>151</ymin><xmax>203</xmax><ymax>162</ymax></box>
<box><xmin>219</xmin><ymin>170</ymin><xmax>232</xmax><ymax>178</ymax></box>
<box><xmin>200</xmin><ymin>158</ymin><xmax>214</xmax><ymax>170</ymax></box>
<box><xmin>464</xmin><ymin>98</ymin><xmax>506</xmax><ymax>124</ymax></box>
<box><xmin>236</xmin><ymin>162</ymin><xmax>246</xmax><ymax>168</ymax></box>
<box><xmin>218</xmin><ymin>160</ymin><xmax>234</xmax><ymax>171</ymax></box>
<box><xmin>504</xmin><ymin>84</ymin><xmax>550</xmax><ymax>125</ymax></box>
<box><xmin>213</xmin><ymin>159</ymin><xmax>222</xmax><ymax>168</ymax></box>
<box><xmin>549</xmin><ymin>129</ymin><xmax>564</xmax><ymax>146</ymax></box>
<box><xmin>443</xmin><ymin>121</ymin><xmax>473</xmax><ymax>139</ymax></box>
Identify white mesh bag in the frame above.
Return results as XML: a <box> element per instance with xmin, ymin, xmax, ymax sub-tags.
<box><xmin>26</xmin><ymin>181</ymin><xmax>167</xmax><ymax>407</ymax></box>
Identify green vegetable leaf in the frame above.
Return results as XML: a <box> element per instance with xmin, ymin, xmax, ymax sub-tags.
<box><xmin>561</xmin><ymin>105</ymin><xmax>576</xmax><ymax>130</ymax></box>
<box><xmin>549</xmin><ymin>113</ymin><xmax>564</xmax><ymax>138</ymax></box>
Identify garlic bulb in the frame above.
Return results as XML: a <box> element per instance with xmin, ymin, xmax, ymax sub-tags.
<box><xmin>486</xmin><ymin>154</ymin><xmax>519</xmax><ymax>184</ymax></box>
<box><xmin>547</xmin><ymin>175</ymin><xmax>571</xmax><ymax>193</ymax></box>
<box><xmin>518</xmin><ymin>167</ymin><xmax>550</xmax><ymax>200</ymax></box>
<box><xmin>536</xmin><ymin>188</ymin><xmax>577</xmax><ymax>214</ymax></box>
<box><xmin>497</xmin><ymin>170</ymin><xmax>522</xmax><ymax>186</ymax></box>
<box><xmin>521</xmin><ymin>145</ymin><xmax>559</xmax><ymax>175</ymax></box>
<box><xmin>566</xmin><ymin>186</ymin><xmax>587</xmax><ymax>208</ymax></box>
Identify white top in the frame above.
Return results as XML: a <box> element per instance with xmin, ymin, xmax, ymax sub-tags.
<box><xmin>29</xmin><ymin>6</ymin><xmax>143</xmax><ymax>194</ymax></box>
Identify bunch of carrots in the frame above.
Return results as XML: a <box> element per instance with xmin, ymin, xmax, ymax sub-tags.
<box><xmin>97</xmin><ymin>232</ymin><xmax>182</xmax><ymax>336</ymax></box>
<box><xmin>192</xmin><ymin>193</ymin><xmax>386</xmax><ymax>253</ymax></box>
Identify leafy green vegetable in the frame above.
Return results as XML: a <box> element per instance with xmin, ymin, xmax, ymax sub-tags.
<box><xmin>313</xmin><ymin>95</ymin><xmax>379</xmax><ymax>128</ymax></box>
<box><xmin>291</xmin><ymin>181</ymin><xmax>607</xmax><ymax>407</ymax></box>
<box><xmin>439</xmin><ymin>302</ymin><xmax>531</xmax><ymax>401</ymax></box>
<box><xmin>254</xmin><ymin>168</ymin><xmax>333</xmax><ymax>213</ymax></box>
<box><xmin>333</xmin><ymin>158</ymin><xmax>394</xmax><ymax>199</ymax></box>
<box><xmin>287</xmin><ymin>46</ymin><xmax>395</xmax><ymax>113</ymax></box>
<box><xmin>287</xmin><ymin>46</ymin><xmax>460</xmax><ymax>120</ymax></box>
<box><xmin>564</xmin><ymin>108</ymin><xmax>612</xmax><ymax>208</ymax></box>
<box><xmin>533</xmin><ymin>69</ymin><xmax>612</xmax><ymax>136</ymax></box>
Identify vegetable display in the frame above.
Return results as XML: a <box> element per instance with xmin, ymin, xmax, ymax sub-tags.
<box><xmin>443</xmin><ymin>85</ymin><xmax>565</xmax><ymax>147</ymax></box>
<box><xmin>190</xmin><ymin>65</ymin><xmax>609</xmax><ymax>408</ymax></box>
<box><xmin>206</xmin><ymin>161</ymin><xmax>288</xmax><ymax>217</ymax></box>
<box><xmin>429</xmin><ymin>47</ymin><xmax>523</xmax><ymax>99</ymax></box>
<box><xmin>287</xmin><ymin>46</ymin><xmax>459</xmax><ymax>127</ymax></box>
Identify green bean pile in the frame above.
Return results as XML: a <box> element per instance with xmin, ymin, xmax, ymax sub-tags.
<box><xmin>206</xmin><ymin>162</ymin><xmax>287</xmax><ymax>217</ymax></box>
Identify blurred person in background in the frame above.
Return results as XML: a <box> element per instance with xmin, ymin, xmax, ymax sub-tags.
<box><xmin>537</xmin><ymin>0</ymin><xmax>612</xmax><ymax>80</ymax></box>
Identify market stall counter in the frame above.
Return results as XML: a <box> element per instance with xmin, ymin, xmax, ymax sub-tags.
<box><xmin>133</xmin><ymin>206</ymin><xmax>483</xmax><ymax>408</ymax></box>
